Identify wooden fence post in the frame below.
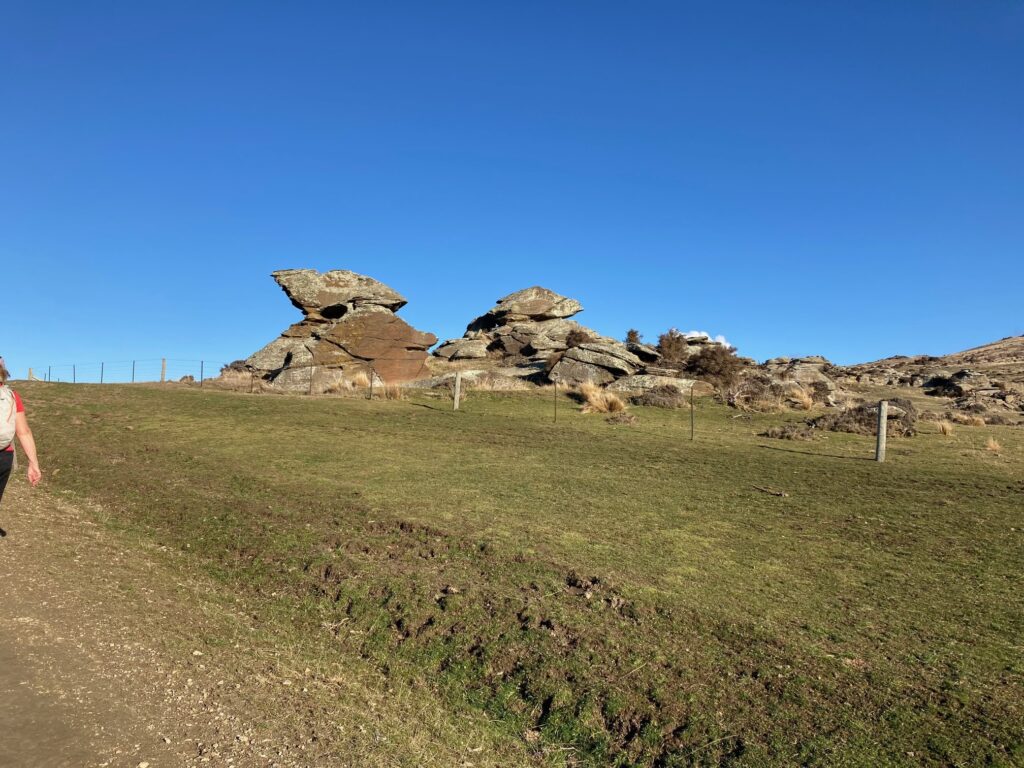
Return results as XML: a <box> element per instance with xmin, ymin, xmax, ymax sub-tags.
<box><xmin>453</xmin><ymin>371</ymin><xmax>462</xmax><ymax>411</ymax></box>
<box><xmin>200</xmin><ymin>361</ymin><xmax>204</xmax><ymax>387</ymax></box>
<box><xmin>308</xmin><ymin>365</ymin><xmax>316</xmax><ymax>396</ymax></box>
<box><xmin>690</xmin><ymin>385</ymin><xmax>695</xmax><ymax>441</ymax></box>
<box><xmin>48</xmin><ymin>366</ymin><xmax>52</xmax><ymax>382</ymax></box>
<box><xmin>28</xmin><ymin>368</ymin><xmax>33</xmax><ymax>381</ymax></box>
<box><xmin>553</xmin><ymin>378</ymin><xmax>558</xmax><ymax>423</ymax></box>
<box><xmin>160</xmin><ymin>358</ymin><xmax>167</xmax><ymax>383</ymax></box>
<box><xmin>876</xmin><ymin>400</ymin><xmax>888</xmax><ymax>462</ymax></box>
<box><xmin>73</xmin><ymin>364</ymin><xmax>76</xmax><ymax>384</ymax></box>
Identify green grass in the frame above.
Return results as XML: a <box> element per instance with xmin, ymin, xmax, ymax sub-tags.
<box><xmin>22</xmin><ymin>382</ymin><xmax>1024</xmax><ymax>766</ymax></box>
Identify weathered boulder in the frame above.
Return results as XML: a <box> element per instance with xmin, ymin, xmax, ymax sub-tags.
<box><xmin>273</xmin><ymin>268</ymin><xmax>407</xmax><ymax>319</ymax></box>
<box><xmin>433</xmin><ymin>338</ymin><xmax>489</xmax><ymax>360</ymax></box>
<box><xmin>763</xmin><ymin>356</ymin><xmax>837</xmax><ymax>393</ymax></box>
<box><xmin>246</xmin><ymin>270</ymin><xmax>437</xmax><ymax>389</ymax></box>
<box><xmin>483</xmin><ymin>286</ymin><xmax>583</xmax><ymax>323</ymax></box>
<box><xmin>436</xmin><ymin>286</ymin><xmax>648</xmax><ymax>384</ymax></box>
<box><xmin>607</xmin><ymin>375</ymin><xmax>699</xmax><ymax>393</ymax></box>
<box><xmin>626</xmin><ymin>341</ymin><xmax>661</xmax><ymax>363</ymax></box>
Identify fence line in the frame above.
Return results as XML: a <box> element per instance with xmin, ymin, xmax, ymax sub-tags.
<box><xmin>22</xmin><ymin>356</ymin><xmax>444</xmax><ymax>394</ymax></box>
<box><xmin>26</xmin><ymin>358</ymin><xmax>235</xmax><ymax>386</ymax></box>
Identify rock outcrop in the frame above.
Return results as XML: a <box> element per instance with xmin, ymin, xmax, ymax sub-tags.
<box><xmin>435</xmin><ymin>286</ymin><xmax>648</xmax><ymax>384</ymax></box>
<box><xmin>246</xmin><ymin>269</ymin><xmax>437</xmax><ymax>390</ymax></box>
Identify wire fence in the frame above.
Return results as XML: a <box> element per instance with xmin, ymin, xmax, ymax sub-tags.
<box><xmin>26</xmin><ymin>359</ymin><xmax>234</xmax><ymax>385</ymax></box>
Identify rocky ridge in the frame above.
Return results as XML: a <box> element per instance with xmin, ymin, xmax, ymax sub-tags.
<box><xmin>246</xmin><ymin>269</ymin><xmax>437</xmax><ymax>390</ymax></box>
<box><xmin>434</xmin><ymin>286</ymin><xmax>724</xmax><ymax>386</ymax></box>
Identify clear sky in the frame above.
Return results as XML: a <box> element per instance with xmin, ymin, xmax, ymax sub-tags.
<box><xmin>3</xmin><ymin>1</ymin><xmax>1022</xmax><ymax>380</ymax></box>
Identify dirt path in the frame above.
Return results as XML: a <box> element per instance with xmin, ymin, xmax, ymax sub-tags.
<box><xmin>0</xmin><ymin>481</ymin><xmax>264</xmax><ymax>768</ymax></box>
<box><xmin>0</xmin><ymin>479</ymin><xmax>524</xmax><ymax>768</ymax></box>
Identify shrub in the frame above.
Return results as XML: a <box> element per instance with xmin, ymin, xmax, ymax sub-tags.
<box><xmin>985</xmin><ymin>437</ymin><xmax>1002</xmax><ymax>453</ymax></box>
<box><xmin>631</xmin><ymin>385</ymin><xmax>687</xmax><ymax>409</ymax></box>
<box><xmin>727</xmin><ymin>373</ymin><xmax>785</xmax><ymax>413</ymax></box>
<box><xmin>565</xmin><ymin>329</ymin><xmax>595</xmax><ymax>348</ymax></box>
<box><xmin>625</xmin><ymin>329</ymin><xmax>642</xmax><ymax>345</ymax></box>
<box><xmin>606</xmin><ymin>412</ymin><xmax>638</xmax><ymax>426</ymax></box>
<box><xmin>220</xmin><ymin>360</ymin><xmax>248</xmax><ymax>374</ymax></box>
<box><xmin>938</xmin><ymin>420</ymin><xmax>954</xmax><ymax>436</ymax></box>
<box><xmin>580</xmin><ymin>382</ymin><xmax>627</xmax><ymax>414</ymax></box>
<box><xmin>684</xmin><ymin>346</ymin><xmax>745</xmax><ymax>391</ymax></box>
<box><xmin>760</xmin><ymin>424</ymin><xmax>815</xmax><ymax>441</ymax></box>
<box><xmin>655</xmin><ymin>329</ymin><xmax>690</xmax><ymax>366</ymax></box>
<box><xmin>810</xmin><ymin>398</ymin><xmax>918</xmax><ymax>437</ymax></box>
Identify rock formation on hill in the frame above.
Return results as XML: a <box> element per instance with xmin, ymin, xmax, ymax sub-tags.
<box><xmin>246</xmin><ymin>269</ymin><xmax>437</xmax><ymax>390</ymax></box>
<box><xmin>833</xmin><ymin>335</ymin><xmax>1024</xmax><ymax>422</ymax></box>
<box><xmin>435</xmin><ymin>286</ymin><xmax>654</xmax><ymax>384</ymax></box>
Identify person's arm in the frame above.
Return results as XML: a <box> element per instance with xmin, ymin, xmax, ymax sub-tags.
<box><xmin>14</xmin><ymin>412</ymin><xmax>41</xmax><ymax>487</ymax></box>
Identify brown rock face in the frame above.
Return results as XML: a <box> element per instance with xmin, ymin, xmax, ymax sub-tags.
<box><xmin>246</xmin><ymin>270</ymin><xmax>436</xmax><ymax>389</ymax></box>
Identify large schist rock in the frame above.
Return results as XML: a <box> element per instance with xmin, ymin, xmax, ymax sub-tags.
<box><xmin>434</xmin><ymin>286</ymin><xmax>649</xmax><ymax>385</ymax></box>
<box><xmin>247</xmin><ymin>269</ymin><xmax>437</xmax><ymax>389</ymax></box>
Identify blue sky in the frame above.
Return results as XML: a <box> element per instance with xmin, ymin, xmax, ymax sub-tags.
<box><xmin>2</xmin><ymin>1</ymin><xmax>1022</xmax><ymax>380</ymax></box>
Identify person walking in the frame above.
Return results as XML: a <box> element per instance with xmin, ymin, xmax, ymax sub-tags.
<box><xmin>1</xmin><ymin>358</ymin><xmax>41</xmax><ymax>534</ymax></box>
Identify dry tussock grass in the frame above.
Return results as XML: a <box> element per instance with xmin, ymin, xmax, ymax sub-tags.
<box><xmin>580</xmin><ymin>382</ymin><xmax>627</xmax><ymax>414</ymax></box>
<box><xmin>382</xmin><ymin>384</ymin><xmax>406</xmax><ymax>401</ymax></box>
<box><xmin>985</xmin><ymin>437</ymin><xmax>1002</xmax><ymax>453</ymax></box>
<box><xmin>938</xmin><ymin>420</ymin><xmax>955</xmax><ymax>436</ymax></box>
<box><xmin>350</xmin><ymin>371</ymin><xmax>371</xmax><ymax>389</ymax></box>
<box><xmin>471</xmin><ymin>372</ymin><xmax>530</xmax><ymax>391</ymax></box>
<box><xmin>786</xmin><ymin>386</ymin><xmax>814</xmax><ymax>411</ymax></box>
<box><xmin>947</xmin><ymin>412</ymin><xmax>986</xmax><ymax>426</ymax></box>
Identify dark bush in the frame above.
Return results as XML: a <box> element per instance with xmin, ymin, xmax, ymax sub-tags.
<box><xmin>221</xmin><ymin>360</ymin><xmax>248</xmax><ymax>373</ymax></box>
<box><xmin>565</xmin><ymin>329</ymin><xmax>595</xmax><ymax>348</ymax></box>
<box><xmin>655</xmin><ymin>329</ymin><xmax>690</xmax><ymax>366</ymax></box>
<box><xmin>684</xmin><ymin>345</ymin><xmax>746</xmax><ymax>390</ymax></box>
<box><xmin>625</xmin><ymin>329</ymin><xmax>642</xmax><ymax>345</ymax></box>
<box><xmin>760</xmin><ymin>424</ymin><xmax>816</xmax><ymax>441</ymax></box>
<box><xmin>810</xmin><ymin>397</ymin><xmax>918</xmax><ymax>437</ymax></box>
<box><xmin>606</xmin><ymin>412</ymin><xmax>639</xmax><ymax>426</ymax></box>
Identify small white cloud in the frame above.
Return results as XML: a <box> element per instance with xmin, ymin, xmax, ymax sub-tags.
<box><xmin>682</xmin><ymin>329</ymin><xmax>732</xmax><ymax>349</ymax></box>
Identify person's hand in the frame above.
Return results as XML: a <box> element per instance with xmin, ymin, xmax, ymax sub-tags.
<box><xmin>27</xmin><ymin>464</ymin><xmax>41</xmax><ymax>487</ymax></box>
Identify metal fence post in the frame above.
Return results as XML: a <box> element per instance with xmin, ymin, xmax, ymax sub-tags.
<box><xmin>100</xmin><ymin>362</ymin><xmax>104</xmax><ymax>384</ymax></box>
<box><xmin>48</xmin><ymin>365</ymin><xmax>51</xmax><ymax>382</ymax></box>
<box><xmin>132</xmin><ymin>360</ymin><xmax>136</xmax><ymax>383</ymax></box>
<box><xmin>73</xmin><ymin>364</ymin><xmax>76</xmax><ymax>384</ymax></box>
<box><xmin>200</xmin><ymin>361</ymin><xmax>204</xmax><ymax>387</ymax></box>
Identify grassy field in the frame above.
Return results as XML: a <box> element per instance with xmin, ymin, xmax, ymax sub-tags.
<box><xmin>20</xmin><ymin>381</ymin><xmax>1024</xmax><ymax>766</ymax></box>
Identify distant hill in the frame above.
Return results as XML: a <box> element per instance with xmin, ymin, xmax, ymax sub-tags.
<box><xmin>848</xmin><ymin>335</ymin><xmax>1024</xmax><ymax>386</ymax></box>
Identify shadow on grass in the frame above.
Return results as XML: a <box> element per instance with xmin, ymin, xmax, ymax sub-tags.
<box><xmin>758</xmin><ymin>444</ymin><xmax>875</xmax><ymax>462</ymax></box>
<box><xmin>407</xmin><ymin>401</ymin><xmax>450</xmax><ymax>413</ymax></box>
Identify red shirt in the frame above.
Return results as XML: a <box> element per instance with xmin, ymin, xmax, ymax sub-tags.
<box><xmin>5</xmin><ymin>390</ymin><xmax>23</xmax><ymax>452</ymax></box>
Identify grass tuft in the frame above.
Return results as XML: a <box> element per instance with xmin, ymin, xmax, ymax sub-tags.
<box><xmin>938</xmin><ymin>420</ymin><xmax>955</xmax><ymax>436</ymax></box>
<box><xmin>579</xmin><ymin>382</ymin><xmax>627</xmax><ymax>414</ymax></box>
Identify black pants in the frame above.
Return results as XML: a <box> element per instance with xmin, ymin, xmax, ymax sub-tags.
<box><xmin>0</xmin><ymin>450</ymin><xmax>12</xmax><ymax>506</ymax></box>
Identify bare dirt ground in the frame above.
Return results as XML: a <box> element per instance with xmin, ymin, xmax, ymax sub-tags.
<box><xmin>0</xmin><ymin>479</ymin><xmax>521</xmax><ymax>768</ymax></box>
<box><xmin>0</xmin><ymin>481</ymin><xmax>296</xmax><ymax>768</ymax></box>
